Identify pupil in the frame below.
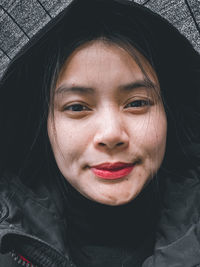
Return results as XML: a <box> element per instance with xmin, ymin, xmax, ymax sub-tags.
<box><xmin>131</xmin><ymin>100</ymin><xmax>143</xmax><ymax>107</ymax></box>
<box><xmin>73</xmin><ymin>104</ymin><xmax>83</xmax><ymax>111</ymax></box>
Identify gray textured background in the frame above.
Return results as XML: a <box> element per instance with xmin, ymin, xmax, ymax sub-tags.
<box><xmin>0</xmin><ymin>0</ymin><xmax>200</xmax><ymax>78</ymax></box>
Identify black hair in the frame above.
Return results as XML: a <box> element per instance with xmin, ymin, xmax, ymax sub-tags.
<box><xmin>0</xmin><ymin>0</ymin><xmax>200</xmax><ymax>185</ymax></box>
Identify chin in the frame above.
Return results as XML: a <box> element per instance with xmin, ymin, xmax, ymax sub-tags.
<box><xmin>92</xmin><ymin>190</ymin><xmax>138</xmax><ymax>206</ymax></box>
<box><xmin>97</xmin><ymin>197</ymin><xmax>135</xmax><ymax>206</ymax></box>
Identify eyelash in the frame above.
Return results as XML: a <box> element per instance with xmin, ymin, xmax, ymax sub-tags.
<box><xmin>64</xmin><ymin>103</ymin><xmax>91</xmax><ymax>112</ymax></box>
<box><xmin>124</xmin><ymin>99</ymin><xmax>151</xmax><ymax>108</ymax></box>
<box><xmin>64</xmin><ymin>99</ymin><xmax>151</xmax><ymax>113</ymax></box>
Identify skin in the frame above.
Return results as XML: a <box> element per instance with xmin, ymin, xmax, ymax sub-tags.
<box><xmin>48</xmin><ymin>40</ymin><xmax>167</xmax><ymax>206</ymax></box>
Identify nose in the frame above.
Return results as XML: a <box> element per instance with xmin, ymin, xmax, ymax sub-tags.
<box><xmin>93</xmin><ymin>108</ymin><xmax>129</xmax><ymax>151</ymax></box>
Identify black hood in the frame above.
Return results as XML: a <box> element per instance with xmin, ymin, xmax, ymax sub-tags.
<box><xmin>0</xmin><ymin>1</ymin><xmax>200</xmax><ymax>266</ymax></box>
<box><xmin>1</xmin><ymin>0</ymin><xmax>200</xmax><ymax>176</ymax></box>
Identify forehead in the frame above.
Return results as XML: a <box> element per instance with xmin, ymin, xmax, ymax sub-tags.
<box><xmin>56</xmin><ymin>40</ymin><xmax>159</xmax><ymax>91</ymax></box>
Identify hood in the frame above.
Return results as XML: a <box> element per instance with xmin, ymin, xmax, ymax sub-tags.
<box><xmin>0</xmin><ymin>0</ymin><xmax>200</xmax><ymax>266</ymax></box>
<box><xmin>1</xmin><ymin>0</ymin><xmax>200</xmax><ymax>78</ymax></box>
<box><xmin>1</xmin><ymin>0</ymin><xmax>200</xmax><ymax>175</ymax></box>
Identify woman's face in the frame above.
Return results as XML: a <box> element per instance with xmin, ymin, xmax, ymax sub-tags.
<box><xmin>48</xmin><ymin>41</ymin><xmax>167</xmax><ymax>206</ymax></box>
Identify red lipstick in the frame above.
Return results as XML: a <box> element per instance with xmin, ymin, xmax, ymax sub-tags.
<box><xmin>91</xmin><ymin>162</ymin><xmax>134</xmax><ymax>180</ymax></box>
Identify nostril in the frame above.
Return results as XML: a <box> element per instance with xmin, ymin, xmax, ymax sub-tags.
<box><xmin>116</xmin><ymin>142</ymin><xmax>124</xmax><ymax>146</ymax></box>
<box><xmin>98</xmin><ymin>142</ymin><xmax>125</xmax><ymax>147</ymax></box>
<box><xmin>99</xmin><ymin>143</ymin><xmax>106</xmax><ymax>146</ymax></box>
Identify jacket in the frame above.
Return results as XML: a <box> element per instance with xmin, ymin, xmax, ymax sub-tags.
<box><xmin>0</xmin><ymin>0</ymin><xmax>200</xmax><ymax>266</ymax></box>
<box><xmin>1</xmin><ymin>169</ymin><xmax>200</xmax><ymax>267</ymax></box>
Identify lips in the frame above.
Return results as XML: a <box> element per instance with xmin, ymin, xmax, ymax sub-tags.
<box><xmin>91</xmin><ymin>162</ymin><xmax>135</xmax><ymax>180</ymax></box>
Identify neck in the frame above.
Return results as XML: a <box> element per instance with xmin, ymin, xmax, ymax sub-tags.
<box><xmin>62</xmin><ymin>178</ymin><xmax>159</xmax><ymax>247</ymax></box>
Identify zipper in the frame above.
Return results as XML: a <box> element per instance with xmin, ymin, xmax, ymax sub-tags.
<box><xmin>10</xmin><ymin>250</ymin><xmax>76</xmax><ymax>267</ymax></box>
<box><xmin>1</xmin><ymin>229</ymin><xmax>73</xmax><ymax>267</ymax></box>
<box><xmin>10</xmin><ymin>250</ymin><xmax>38</xmax><ymax>267</ymax></box>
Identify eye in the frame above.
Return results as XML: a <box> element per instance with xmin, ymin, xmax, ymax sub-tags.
<box><xmin>64</xmin><ymin>103</ymin><xmax>90</xmax><ymax>112</ymax></box>
<box><xmin>125</xmin><ymin>99</ymin><xmax>151</xmax><ymax>108</ymax></box>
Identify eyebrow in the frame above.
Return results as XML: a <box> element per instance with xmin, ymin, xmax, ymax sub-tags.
<box><xmin>55</xmin><ymin>85</ymin><xmax>95</xmax><ymax>95</ymax></box>
<box><xmin>118</xmin><ymin>79</ymin><xmax>157</xmax><ymax>92</ymax></box>
<box><xmin>55</xmin><ymin>79</ymin><xmax>157</xmax><ymax>96</ymax></box>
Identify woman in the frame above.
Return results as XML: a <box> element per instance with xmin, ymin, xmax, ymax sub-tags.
<box><xmin>0</xmin><ymin>0</ymin><xmax>200</xmax><ymax>266</ymax></box>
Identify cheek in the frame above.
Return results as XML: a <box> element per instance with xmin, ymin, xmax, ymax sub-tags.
<box><xmin>129</xmin><ymin>108</ymin><xmax>167</xmax><ymax>160</ymax></box>
<box><xmin>149</xmin><ymin>109</ymin><xmax>167</xmax><ymax>151</ymax></box>
<box><xmin>146</xmin><ymin>112</ymin><xmax>167</xmax><ymax>168</ymax></box>
<box><xmin>47</xmin><ymin>117</ymin><xmax>73</xmax><ymax>161</ymax></box>
<box><xmin>47</xmin><ymin>115</ymin><xmax>92</xmax><ymax>163</ymax></box>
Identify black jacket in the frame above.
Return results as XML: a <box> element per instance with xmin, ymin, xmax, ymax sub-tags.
<box><xmin>1</xmin><ymin>168</ymin><xmax>200</xmax><ymax>267</ymax></box>
<box><xmin>0</xmin><ymin>0</ymin><xmax>200</xmax><ymax>266</ymax></box>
